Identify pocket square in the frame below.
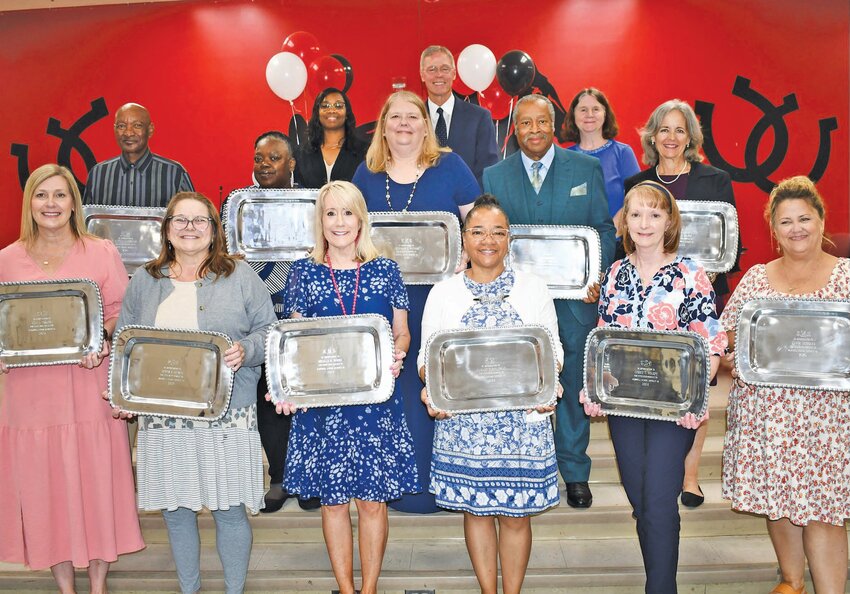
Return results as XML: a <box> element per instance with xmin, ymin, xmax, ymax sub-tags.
<box><xmin>570</xmin><ymin>183</ymin><xmax>587</xmax><ymax>197</ymax></box>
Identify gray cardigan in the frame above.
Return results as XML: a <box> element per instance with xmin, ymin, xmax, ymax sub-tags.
<box><xmin>116</xmin><ymin>260</ymin><xmax>277</xmax><ymax>410</ymax></box>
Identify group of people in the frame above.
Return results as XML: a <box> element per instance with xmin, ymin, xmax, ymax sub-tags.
<box><xmin>0</xmin><ymin>43</ymin><xmax>846</xmax><ymax>594</ymax></box>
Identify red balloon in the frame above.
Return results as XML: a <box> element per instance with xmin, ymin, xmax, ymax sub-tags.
<box><xmin>281</xmin><ymin>31</ymin><xmax>322</xmax><ymax>66</ymax></box>
<box><xmin>307</xmin><ymin>55</ymin><xmax>347</xmax><ymax>96</ymax></box>
<box><xmin>478</xmin><ymin>81</ymin><xmax>513</xmax><ymax>120</ymax></box>
<box><xmin>452</xmin><ymin>75</ymin><xmax>475</xmax><ymax>99</ymax></box>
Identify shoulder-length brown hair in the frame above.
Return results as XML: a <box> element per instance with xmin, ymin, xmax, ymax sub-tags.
<box><xmin>145</xmin><ymin>192</ymin><xmax>243</xmax><ymax>279</ymax></box>
<box><xmin>310</xmin><ymin>181</ymin><xmax>382</xmax><ymax>264</ymax></box>
<box><xmin>20</xmin><ymin>163</ymin><xmax>95</xmax><ymax>247</ymax></box>
<box><xmin>620</xmin><ymin>181</ymin><xmax>681</xmax><ymax>254</ymax></box>
<box><xmin>561</xmin><ymin>87</ymin><xmax>621</xmax><ymax>143</ymax></box>
<box><xmin>365</xmin><ymin>90</ymin><xmax>449</xmax><ymax>173</ymax></box>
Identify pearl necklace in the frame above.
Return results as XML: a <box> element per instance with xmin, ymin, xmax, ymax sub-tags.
<box><xmin>326</xmin><ymin>253</ymin><xmax>360</xmax><ymax>316</ymax></box>
<box><xmin>655</xmin><ymin>161</ymin><xmax>689</xmax><ymax>185</ymax></box>
<box><xmin>385</xmin><ymin>165</ymin><xmax>421</xmax><ymax>212</ymax></box>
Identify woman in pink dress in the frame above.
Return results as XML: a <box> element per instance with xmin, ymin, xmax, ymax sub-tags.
<box><xmin>721</xmin><ymin>176</ymin><xmax>849</xmax><ymax>594</ymax></box>
<box><xmin>0</xmin><ymin>164</ymin><xmax>144</xmax><ymax>593</ymax></box>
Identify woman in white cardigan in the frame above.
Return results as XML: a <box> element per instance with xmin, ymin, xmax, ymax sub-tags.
<box><xmin>418</xmin><ymin>194</ymin><xmax>564</xmax><ymax>594</ymax></box>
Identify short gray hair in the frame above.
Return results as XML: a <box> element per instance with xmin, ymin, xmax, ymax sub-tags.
<box><xmin>639</xmin><ymin>99</ymin><xmax>704</xmax><ymax>166</ymax></box>
<box><xmin>512</xmin><ymin>94</ymin><xmax>555</xmax><ymax>126</ymax></box>
<box><xmin>420</xmin><ymin>45</ymin><xmax>455</xmax><ymax>70</ymax></box>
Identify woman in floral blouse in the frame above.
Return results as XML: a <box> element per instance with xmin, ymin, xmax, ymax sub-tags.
<box><xmin>581</xmin><ymin>180</ymin><xmax>727</xmax><ymax>594</ymax></box>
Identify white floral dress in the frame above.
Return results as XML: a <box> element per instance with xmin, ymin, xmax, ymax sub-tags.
<box><xmin>720</xmin><ymin>259</ymin><xmax>850</xmax><ymax>525</ymax></box>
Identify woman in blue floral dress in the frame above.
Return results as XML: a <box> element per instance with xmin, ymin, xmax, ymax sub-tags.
<box><xmin>278</xmin><ymin>181</ymin><xmax>419</xmax><ymax>594</ymax></box>
<box><xmin>418</xmin><ymin>195</ymin><xmax>564</xmax><ymax>594</ymax></box>
<box><xmin>581</xmin><ymin>181</ymin><xmax>727</xmax><ymax>594</ymax></box>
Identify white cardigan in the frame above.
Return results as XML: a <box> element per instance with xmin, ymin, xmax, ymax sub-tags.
<box><xmin>417</xmin><ymin>269</ymin><xmax>565</xmax><ymax>371</ymax></box>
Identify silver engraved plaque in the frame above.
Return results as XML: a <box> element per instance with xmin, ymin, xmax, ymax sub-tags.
<box><xmin>0</xmin><ymin>279</ymin><xmax>104</xmax><ymax>368</ymax></box>
<box><xmin>266</xmin><ymin>314</ymin><xmax>395</xmax><ymax>408</ymax></box>
<box><xmin>677</xmin><ymin>201</ymin><xmax>738</xmax><ymax>273</ymax></box>
<box><xmin>509</xmin><ymin>225</ymin><xmax>602</xmax><ymax>299</ymax></box>
<box><xmin>736</xmin><ymin>298</ymin><xmax>850</xmax><ymax>391</ymax></box>
<box><xmin>369</xmin><ymin>211</ymin><xmax>462</xmax><ymax>285</ymax></box>
<box><xmin>109</xmin><ymin>326</ymin><xmax>234</xmax><ymax>420</ymax></box>
<box><xmin>223</xmin><ymin>188</ymin><xmax>318</xmax><ymax>261</ymax></box>
<box><xmin>584</xmin><ymin>327</ymin><xmax>710</xmax><ymax>422</ymax></box>
<box><xmin>424</xmin><ymin>325</ymin><xmax>558</xmax><ymax>414</ymax></box>
<box><xmin>83</xmin><ymin>206</ymin><xmax>165</xmax><ymax>275</ymax></box>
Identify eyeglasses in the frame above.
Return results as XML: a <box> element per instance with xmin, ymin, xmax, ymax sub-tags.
<box><xmin>424</xmin><ymin>65</ymin><xmax>454</xmax><ymax>75</ymax></box>
<box><xmin>464</xmin><ymin>227</ymin><xmax>509</xmax><ymax>240</ymax></box>
<box><xmin>168</xmin><ymin>216</ymin><xmax>212</xmax><ymax>231</ymax></box>
<box><xmin>320</xmin><ymin>101</ymin><xmax>346</xmax><ymax>110</ymax></box>
<box><xmin>114</xmin><ymin>122</ymin><xmax>147</xmax><ymax>132</ymax></box>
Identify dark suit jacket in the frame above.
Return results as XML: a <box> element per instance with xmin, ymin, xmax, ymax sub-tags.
<box><xmin>432</xmin><ymin>98</ymin><xmax>499</xmax><ymax>189</ymax></box>
<box><xmin>294</xmin><ymin>136</ymin><xmax>368</xmax><ymax>189</ymax></box>
<box><xmin>624</xmin><ymin>161</ymin><xmax>742</xmax><ymax>293</ymax></box>
<box><xmin>482</xmin><ymin>145</ymin><xmax>616</xmax><ymax>326</ymax></box>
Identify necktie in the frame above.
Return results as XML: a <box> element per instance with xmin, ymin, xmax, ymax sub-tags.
<box><xmin>435</xmin><ymin>107</ymin><xmax>448</xmax><ymax>147</ymax></box>
<box><xmin>531</xmin><ymin>161</ymin><xmax>543</xmax><ymax>193</ymax></box>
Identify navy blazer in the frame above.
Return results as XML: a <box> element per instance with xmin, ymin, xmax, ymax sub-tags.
<box><xmin>432</xmin><ymin>97</ymin><xmax>499</xmax><ymax>188</ymax></box>
<box><xmin>482</xmin><ymin>145</ymin><xmax>616</xmax><ymax>326</ymax></box>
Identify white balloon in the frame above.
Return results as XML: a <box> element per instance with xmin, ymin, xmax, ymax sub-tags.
<box><xmin>265</xmin><ymin>52</ymin><xmax>308</xmax><ymax>101</ymax></box>
<box><xmin>456</xmin><ymin>44</ymin><xmax>497</xmax><ymax>93</ymax></box>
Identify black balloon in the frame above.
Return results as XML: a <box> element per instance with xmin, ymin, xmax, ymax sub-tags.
<box><xmin>496</xmin><ymin>50</ymin><xmax>536</xmax><ymax>96</ymax></box>
<box><xmin>331</xmin><ymin>53</ymin><xmax>354</xmax><ymax>94</ymax></box>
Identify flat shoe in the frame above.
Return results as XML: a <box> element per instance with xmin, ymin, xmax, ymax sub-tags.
<box><xmin>298</xmin><ymin>496</ymin><xmax>322</xmax><ymax>510</ymax></box>
<box><xmin>261</xmin><ymin>485</ymin><xmax>291</xmax><ymax>514</ymax></box>
<box><xmin>770</xmin><ymin>582</ymin><xmax>807</xmax><ymax>594</ymax></box>
<box><xmin>680</xmin><ymin>485</ymin><xmax>704</xmax><ymax>508</ymax></box>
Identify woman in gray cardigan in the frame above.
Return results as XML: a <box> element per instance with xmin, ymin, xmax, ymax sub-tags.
<box><xmin>116</xmin><ymin>191</ymin><xmax>276</xmax><ymax>594</ymax></box>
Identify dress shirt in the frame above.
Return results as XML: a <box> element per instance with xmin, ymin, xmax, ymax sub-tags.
<box><xmin>428</xmin><ymin>94</ymin><xmax>455</xmax><ymax>136</ymax></box>
<box><xmin>83</xmin><ymin>148</ymin><xmax>193</xmax><ymax>207</ymax></box>
<box><xmin>519</xmin><ymin>143</ymin><xmax>556</xmax><ymax>187</ymax></box>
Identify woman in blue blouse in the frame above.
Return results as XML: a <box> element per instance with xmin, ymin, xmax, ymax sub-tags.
<box><xmin>581</xmin><ymin>181</ymin><xmax>727</xmax><ymax>594</ymax></box>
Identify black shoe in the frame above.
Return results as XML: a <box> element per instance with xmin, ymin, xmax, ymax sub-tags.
<box><xmin>565</xmin><ymin>481</ymin><xmax>593</xmax><ymax>508</ymax></box>
<box><xmin>298</xmin><ymin>496</ymin><xmax>322</xmax><ymax>510</ymax></box>
<box><xmin>261</xmin><ymin>485</ymin><xmax>291</xmax><ymax>514</ymax></box>
<box><xmin>680</xmin><ymin>486</ymin><xmax>704</xmax><ymax>508</ymax></box>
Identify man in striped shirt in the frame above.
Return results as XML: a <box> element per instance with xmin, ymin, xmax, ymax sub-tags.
<box><xmin>83</xmin><ymin>103</ymin><xmax>194</xmax><ymax>206</ymax></box>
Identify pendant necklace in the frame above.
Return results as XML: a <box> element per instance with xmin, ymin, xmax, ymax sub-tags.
<box><xmin>385</xmin><ymin>165</ymin><xmax>421</xmax><ymax>211</ymax></box>
<box><xmin>655</xmin><ymin>161</ymin><xmax>688</xmax><ymax>185</ymax></box>
<box><xmin>326</xmin><ymin>253</ymin><xmax>360</xmax><ymax>316</ymax></box>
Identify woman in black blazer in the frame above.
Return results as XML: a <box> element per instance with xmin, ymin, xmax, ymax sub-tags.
<box><xmin>625</xmin><ymin>99</ymin><xmax>742</xmax><ymax>512</ymax></box>
<box><xmin>294</xmin><ymin>88</ymin><xmax>367</xmax><ymax>188</ymax></box>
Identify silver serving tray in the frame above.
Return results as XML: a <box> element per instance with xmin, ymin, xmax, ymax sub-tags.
<box><xmin>83</xmin><ymin>205</ymin><xmax>165</xmax><ymax>275</ymax></box>
<box><xmin>424</xmin><ymin>325</ymin><xmax>558</xmax><ymax>414</ymax></box>
<box><xmin>109</xmin><ymin>325</ymin><xmax>234</xmax><ymax>420</ymax></box>
<box><xmin>677</xmin><ymin>201</ymin><xmax>738</xmax><ymax>273</ymax></box>
<box><xmin>265</xmin><ymin>314</ymin><xmax>395</xmax><ymax>408</ymax></box>
<box><xmin>736</xmin><ymin>298</ymin><xmax>850</xmax><ymax>391</ymax></box>
<box><xmin>369</xmin><ymin>211</ymin><xmax>462</xmax><ymax>285</ymax></box>
<box><xmin>583</xmin><ymin>327</ymin><xmax>710</xmax><ymax>422</ymax></box>
<box><xmin>0</xmin><ymin>278</ymin><xmax>104</xmax><ymax>368</ymax></box>
<box><xmin>223</xmin><ymin>188</ymin><xmax>318</xmax><ymax>261</ymax></box>
<box><xmin>509</xmin><ymin>225</ymin><xmax>602</xmax><ymax>299</ymax></box>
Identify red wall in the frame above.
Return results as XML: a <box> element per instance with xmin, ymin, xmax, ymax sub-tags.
<box><xmin>1</xmin><ymin>0</ymin><xmax>847</xmax><ymax>276</ymax></box>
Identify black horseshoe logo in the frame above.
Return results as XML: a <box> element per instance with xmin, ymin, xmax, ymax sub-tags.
<box><xmin>696</xmin><ymin>76</ymin><xmax>838</xmax><ymax>193</ymax></box>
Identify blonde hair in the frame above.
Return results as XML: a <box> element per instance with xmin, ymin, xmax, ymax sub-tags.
<box><xmin>365</xmin><ymin>91</ymin><xmax>449</xmax><ymax>172</ymax></box>
<box><xmin>20</xmin><ymin>164</ymin><xmax>94</xmax><ymax>247</ymax></box>
<box><xmin>621</xmin><ymin>181</ymin><xmax>682</xmax><ymax>254</ymax></box>
<box><xmin>310</xmin><ymin>181</ymin><xmax>382</xmax><ymax>264</ymax></box>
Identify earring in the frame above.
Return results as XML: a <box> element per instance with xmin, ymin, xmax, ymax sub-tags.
<box><xmin>166</xmin><ymin>240</ymin><xmax>173</xmax><ymax>250</ymax></box>
<box><xmin>686</xmin><ymin>142</ymin><xmax>690</xmax><ymax>148</ymax></box>
<box><xmin>650</xmin><ymin>139</ymin><xmax>655</xmax><ymax>145</ymax></box>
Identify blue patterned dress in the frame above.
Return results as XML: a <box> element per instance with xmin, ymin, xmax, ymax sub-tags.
<box><xmin>430</xmin><ymin>270</ymin><xmax>560</xmax><ymax>516</ymax></box>
<box><xmin>282</xmin><ymin>257</ymin><xmax>420</xmax><ymax>505</ymax></box>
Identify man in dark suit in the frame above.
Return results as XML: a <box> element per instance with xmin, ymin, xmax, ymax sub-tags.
<box><xmin>420</xmin><ymin>45</ymin><xmax>499</xmax><ymax>188</ymax></box>
<box><xmin>483</xmin><ymin>94</ymin><xmax>616</xmax><ymax>508</ymax></box>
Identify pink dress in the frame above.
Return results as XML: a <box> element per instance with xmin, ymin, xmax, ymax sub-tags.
<box><xmin>0</xmin><ymin>238</ymin><xmax>144</xmax><ymax>569</ymax></box>
<box><xmin>720</xmin><ymin>259</ymin><xmax>850</xmax><ymax>526</ymax></box>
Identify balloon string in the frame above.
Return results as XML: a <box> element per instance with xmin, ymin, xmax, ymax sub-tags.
<box><xmin>290</xmin><ymin>100</ymin><xmax>300</xmax><ymax>145</ymax></box>
<box><xmin>500</xmin><ymin>98</ymin><xmax>515</xmax><ymax>159</ymax></box>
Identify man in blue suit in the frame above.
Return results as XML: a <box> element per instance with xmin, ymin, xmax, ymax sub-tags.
<box><xmin>420</xmin><ymin>45</ymin><xmax>499</xmax><ymax>188</ymax></box>
<box><xmin>483</xmin><ymin>94</ymin><xmax>616</xmax><ymax>508</ymax></box>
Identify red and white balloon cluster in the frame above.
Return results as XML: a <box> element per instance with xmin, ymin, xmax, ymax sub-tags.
<box><xmin>265</xmin><ymin>31</ymin><xmax>354</xmax><ymax>103</ymax></box>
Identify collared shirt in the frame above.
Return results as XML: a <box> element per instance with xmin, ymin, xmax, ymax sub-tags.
<box><xmin>83</xmin><ymin>148</ymin><xmax>194</xmax><ymax>207</ymax></box>
<box><xmin>519</xmin><ymin>143</ymin><xmax>555</xmax><ymax>186</ymax></box>
<box><xmin>427</xmin><ymin>93</ymin><xmax>455</xmax><ymax>136</ymax></box>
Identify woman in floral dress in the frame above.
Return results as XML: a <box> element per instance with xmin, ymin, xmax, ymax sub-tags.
<box><xmin>720</xmin><ymin>176</ymin><xmax>849</xmax><ymax>594</ymax></box>
<box><xmin>582</xmin><ymin>181</ymin><xmax>727</xmax><ymax>593</ymax></box>
<box><xmin>418</xmin><ymin>195</ymin><xmax>564</xmax><ymax>594</ymax></box>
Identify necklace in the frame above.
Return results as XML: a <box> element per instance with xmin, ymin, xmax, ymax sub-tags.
<box><xmin>322</xmin><ymin>137</ymin><xmax>344</xmax><ymax>149</ymax></box>
<box><xmin>655</xmin><ymin>161</ymin><xmax>689</xmax><ymax>185</ymax></box>
<box><xmin>385</xmin><ymin>165</ymin><xmax>421</xmax><ymax>211</ymax></box>
<box><xmin>326</xmin><ymin>253</ymin><xmax>360</xmax><ymax>316</ymax></box>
